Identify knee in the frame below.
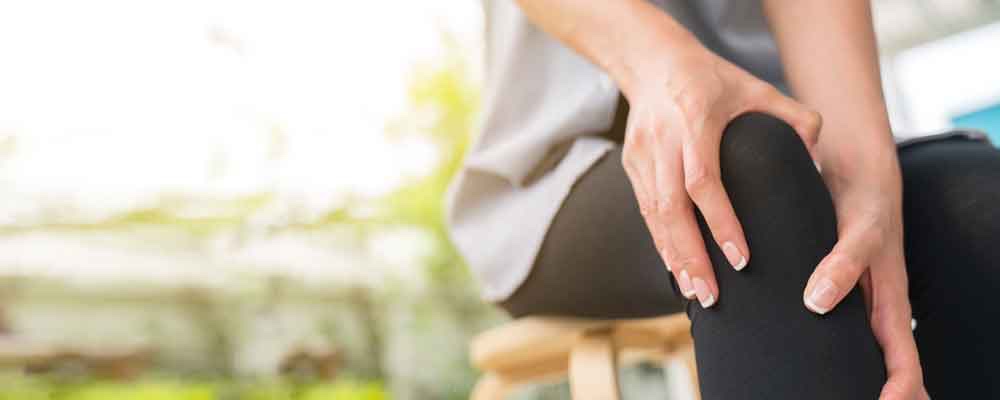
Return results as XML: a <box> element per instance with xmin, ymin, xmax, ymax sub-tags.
<box><xmin>716</xmin><ymin>113</ymin><xmax>829</xmax><ymax>216</ymax></box>
<box><xmin>693</xmin><ymin>115</ymin><xmax>884</xmax><ymax>398</ymax></box>
<box><xmin>708</xmin><ymin>113</ymin><xmax>838</xmax><ymax>295</ymax></box>
<box><xmin>901</xmin><ymin>140</ymin><xmax>1000</xmax><ymax>246</ymax></box>
<box><xmin>719</xmin><ymin>112</ymin><xmax>816</xmax><ymax>184</ymax></box>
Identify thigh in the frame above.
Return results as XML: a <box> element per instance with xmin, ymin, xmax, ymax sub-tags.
<box><xmin>900</xmin><ymin>137</ymin><xmax>1000</xmax><ymax>301</ymax></box>
<box><xmin>899</xmin><ymin>137</ymin><xmax>1000</xmax><ymax>396</ymax></box>
<box><xmin>500</xmin><ymin>144</ymin><xmax>686</xmax><ymax>319</ymax></box>
<box><xmin>503</xmin><ymin>113</ymin><xmax>887</xmax><ymax>399</ymax></box>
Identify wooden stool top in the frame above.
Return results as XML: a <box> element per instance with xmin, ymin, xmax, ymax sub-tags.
<box><xmin>471</xmin><ymin>313</ymin><xmax>692</xmax><ymax>373</ymax></box>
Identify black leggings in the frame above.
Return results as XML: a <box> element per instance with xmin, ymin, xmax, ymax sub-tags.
<box><xmin>500</xmin><ymin>113</ymin><xmax>1000</xmax><ymax>399</ymax></box>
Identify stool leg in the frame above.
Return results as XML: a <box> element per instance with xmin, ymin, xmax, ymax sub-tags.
<box><xmin>681</xmin><ymin>345</ymin><xmax>700</xmax><ymax>400</ymax></box>
<box><xmin>569</xmin><ymin>331</ymin><xmax>620</xmax><ymax>400</ymax></box>
<box><xmin>471</xmin><ymin>373</ymin><xmax>510</xmax><ymax>400</ymax></box>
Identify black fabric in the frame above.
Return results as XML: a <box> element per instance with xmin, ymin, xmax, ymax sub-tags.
<box><xmin>500</xmin><ymin>112</ymin><xmax>1000</xmax><ymax>398</ymax></box>
<box><xmin>899</xmin><ymin>137</ymin><xmax>1000</xmax><ymax>396</ymax></box>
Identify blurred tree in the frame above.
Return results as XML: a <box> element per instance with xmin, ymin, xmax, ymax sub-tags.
<box><xmin>381</xmin><ymin>37</ymin><xmax>480</xmax><ymax>294</ymax></box>
<box><xmin>344</xmin><ymin>36</ymin><xmax>500</xmax><ymax>399</ymax></box>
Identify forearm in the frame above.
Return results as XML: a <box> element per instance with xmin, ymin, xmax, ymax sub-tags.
<box><xmin>763</xmin><ymin>0</ymin><xmax>900</xmax><ymax>202</ymax></box>
<box><xmin>513</xmin><ymin>0</ymin><xmax>699</xmax><ymax>97</ymax></box>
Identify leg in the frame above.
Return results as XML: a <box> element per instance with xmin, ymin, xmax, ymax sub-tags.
<box><xmin>500</xmin><ymin>135</ymin><xmax>684</xmax><ymax>319</ymax></box>
<box><xmin>681</xmin><ymin>345</ymin><xmax>700</xmax><ymax>400</ymax></box>
<box><xmin>899</xmin><ymin>138</ymin><xmax>1000</xmax><ymax>397</ymax></box>
<box><xmin>501</xmin><ymin>113</ymin><xmax>886</xmax><ymax>399</ymax></box>
<box><xmin>690</xmin><ymin>114</ymin><xmax>884</xmax><ymax>399</ymax></box>
<box><xmin>569</xmin><ymin>331</ymin><xmax>622</xmax><ymax>400</ymax></box>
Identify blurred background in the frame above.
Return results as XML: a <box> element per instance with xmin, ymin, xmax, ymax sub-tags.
<box><xmin>0</xmin><ymin>1</ymin><xmax>997</xmax><ymax>399</ymax></box>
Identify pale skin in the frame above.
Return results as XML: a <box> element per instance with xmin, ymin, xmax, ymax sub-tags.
<box><xmin>513</xmin><ymin>0</ymin><xmax>927</xmax><ymax>398</ymax></box>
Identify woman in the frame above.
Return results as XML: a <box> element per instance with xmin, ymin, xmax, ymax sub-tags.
<box><xmin>448</xmin><ymin>1</ymin><xmax>1000</xmax><ymax>398</ymax></box>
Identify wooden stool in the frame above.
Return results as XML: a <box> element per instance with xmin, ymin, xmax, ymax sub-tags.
<box><xmin>469</xmin><ymin>313</ymin><xmax>699</xmax><ymax>400</ymax></box>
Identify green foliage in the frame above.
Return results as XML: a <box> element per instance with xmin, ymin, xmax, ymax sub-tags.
<box><xmin>61</xmin><ymin>382</ymin><xmax>214</xmax><ymax>400</ymax></box>
<box><xmin>0</xmin><ymin>194</ymin><xmax>275</xmax><ymax>236</ymax></box>
<box><xmin>299</xmin><ymin>382</ymin><xmax>386</xmax><ymax>400</ymax></box>
<box><xmin>0</xmin><ymin>380</ymin><xmax>51</xmax><ymax>400</ymax></box>
<box><xmin>381</xmin><ymin>49</ymin><xmax>479</xmax><ymax>230</ymax></box>
<box><xmin>0</xmin><ymin>33</ymin><xmax>489</xmax><ymax>400</ymax></box>
<box><xmin>385</xmin><ymin>40</ymin><xmax>480</xmax><ymax>289</ymax></box>
<box><xmin>317</xmin><ymin>37</ymin><xmax>484</xmax><ymax>295</ymax></box>
<box><xmin>0</xmin><ymin>378</ymin><xmax>387</xmax><ymax>400</ymax></box>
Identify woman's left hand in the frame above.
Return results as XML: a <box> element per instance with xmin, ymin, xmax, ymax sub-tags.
<box><xmin>802</xmin><ymin>159</ymin><xmax>930</xmax><ymax>400</ymax></box>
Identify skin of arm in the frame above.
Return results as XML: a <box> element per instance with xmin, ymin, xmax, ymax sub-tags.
<box><xmin>512</xmin><ymin>0</ymin><xmax>697</xmax><ymax>95</ymax></box>
<box><xmin>763</xmin><ymin>0</ymin><xmax>898</xmax><ymax>200</ymax></box>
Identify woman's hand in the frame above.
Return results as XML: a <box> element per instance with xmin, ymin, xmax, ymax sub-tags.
<box><xmin>803</xmin><ymin>156</ymin><xmax>929</xmax><ymax>399</ymax></box>
<box><xmin>763</xmin><ymin>1</ymin><xmax>929</xmax><ymax>396</ymax></box>
<box><xmin>618</xmin><ymin>41</ymin><xmax>821</xmax><ymax>308</ymax></box>
<box><xmin>514</xmin><ymin>0</ymin><xmax>820</xmax><ymax>307</ymax></box>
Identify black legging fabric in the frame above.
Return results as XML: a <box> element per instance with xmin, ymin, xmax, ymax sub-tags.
<box><xmin>500</xmin><ymin>113</ymin><xmax>1000</xmax><ymax>399</ymax></box>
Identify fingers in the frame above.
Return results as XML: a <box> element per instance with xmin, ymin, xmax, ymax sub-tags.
<box><xmin>624</xmin><ymin>113</ymin><xmax>720</xmax><ymax>309</ymax></box>
<box><xmin>659</xmin><ymin>191</ymin><xmax>718</xmax><ymax>308</ymax></box>
<box><xmin>869</xmin><ymin>254</ymin><xmax>926</xmax><ymax>400</ymax></box>
<box><xmin>805</xmin><ymin>231</ymin><xmax>928</xmax><ymax>400</ymax></box>
<box><xmin>652</xmin><ymin>130</ymin><xmax>719</xmax><ymax>308</ymax></box>
<box><xmin>622</xmin><ymin>122</ymin><xmax>663</xmax><ymax>261</ymax></box>
<box><xmin>623</xmin><ymin>114</ymin><xmax>675</xmax><ymax>275</ymax></box>
<box><xmin>748</xmin><ymin>85</ymin><xmax>823</xmax><ymax>159</ymax></box>
<box><xmin>681</xmin><ymin>114</ymin><xmax>750</xmax><ymax>271</ymax></box>
<box><xmin>802</xmin><ymin>226</ymin><xmax>880</xmax><ymax>314</ymax></box>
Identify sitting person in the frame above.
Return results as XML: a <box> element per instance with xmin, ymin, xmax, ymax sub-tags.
<box><xmin>448</xmin><ymin>0</ymin><xmax>1000</xmax><ymax>398</ymax></box>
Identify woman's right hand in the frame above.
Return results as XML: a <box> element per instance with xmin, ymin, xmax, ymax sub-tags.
<box><xmin>618</xmin><ymin>41</ymin><xmax>822</xmax><ymax>308</ymax></box>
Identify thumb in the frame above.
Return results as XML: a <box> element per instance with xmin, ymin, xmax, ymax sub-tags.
<box><xmin>803</xmin><ymin>229</ymin><xmax>878</xmax><ymax>314</ymax></box>
<box><xmin>749</xmin><ymin>87</ymin><xmax>823</xmax><ymax>159</ymax></box>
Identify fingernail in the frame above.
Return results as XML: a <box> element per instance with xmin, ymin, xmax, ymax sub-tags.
<box><xmin>722</xmin><ymin>241</ymin><xmax>747</xmax><ymax>271</ymax></box>
<box><xmin>814</xmin><ymin>160</ymin><xmax>822</xmax><ymax>173</ymax></box>
<box><xmin>805</xmin><ymin>277</ymin><xmax>840</xmax><ymax>315</ymax></box>
<box><xmin>678</xmin><ymin>270</ymin><xmax>695</xmax><ymax>299</ymax></box>
<box><xmin>692</xmin><ymin>277</ymin><xmax>715</xmax><ymax>308</ymax></box>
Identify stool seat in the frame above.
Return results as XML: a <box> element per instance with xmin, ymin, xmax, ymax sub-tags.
<box><xmin>469</xmin><ymin>313</ymin><xmax>698</xmax><ymax>400</ymax></box>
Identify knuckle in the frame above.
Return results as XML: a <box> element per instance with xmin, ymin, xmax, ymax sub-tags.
<box><xmin>624</xmin><ymin>127</ymin><xmax>658</xmax><ymax>153</ymax></box>
<box><xmin>744</xmin><ymin>82</ymin><xmax>778</xmax><ymax>107</ymax></box>
<box><xmin>680</xmin><ymin>96</ymin><xmax>709</xmax><ymax>118</ymax></box>
<box><xmin>675</xmin><ymin>255</ymin><xmax>711</xmax><ymax>273</ymax></box>
<box><xmin>684</xmin><ymin>165</ymin><xmax>719</xmax><ymax>197</ymax></box>
<box><xmin>622</xmin><ymin>134</ymin><xmax>642</xmax><ymax>154</ymax></box>
<box><xmin>672</xmin><ymin>86</ymin><xmax>713</xmax><ymax>118</ymax></box>
<box><xmin>713</xmin><ymin>223</ymin><xmax>742</xmax><ymax>242</ymax></box>
<box><xmin>854</xmin><ymin>212</ymin><xmax>895</xmax><ymax>246</ymax></box>
<box><xmin>636</xmin><ymin>197</ymin><xmax>655</xmax><ymax>218</ymax></box>
<box><xmin>624</xmin><ymin>123</ymin><xmax>652</xmax><ymax>149</ymax></box>
<box><xmin>621</xmin><ymin>164</ymin><xmax>643</xmax><ymax>189</ymax></box>
<box><xmin>828</xmin><ymin>251</ymin><xmax>866</xmax><ymax>273</ymax></box>
<box><xmin>861</xmin><ymin>228</ymin><xmax>887</xmax><ymax>250</ymax></box>
<box><xmin>620</xmin><ymin>152</ymin><xmax>636</xmax><ymax>171</ymax></box>
<box><xmin>746</xmin><ymin>80</ymin><xmax>775</xmax><ymax>100</ymax></box>
<box><xmin>652</xmin><ymin>196</ymin><xmax>683</xmax><ymax>218</ymax></box>
<box><xmin>802</xmin><ymin>109</ymin><xmax>823</xmax><ymax>137</ymax></box>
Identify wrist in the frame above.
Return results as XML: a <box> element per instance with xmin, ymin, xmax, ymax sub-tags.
<box><xmin>820</xmin><ymin>136</ymin><xmax>901</xmax><ymax>200</ymax></box>
<box><xmin>604</xmin><ymin>8</ymin><xmax>703</xmax><ymax>98</ymax></box>
<box><xmin>819</xmin><ymin>127</ymin><xmax>896</xmax><ymax>176</ymax></box>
